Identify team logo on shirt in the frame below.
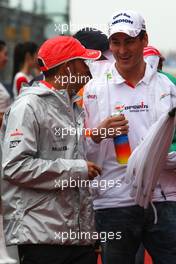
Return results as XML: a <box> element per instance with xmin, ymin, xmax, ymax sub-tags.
<box><xmin>9</xmin><ymin>140</ymin><xmax>21</xmax><ymax>148</ymax></box>
<box><xmin>160</xmin><ymin>93</ymin><xmax>170</xmax><ymax>100</ymax></box>
<box><xmin>10</xmin><ymin>129</ymin><xmax>23</xmax><ymax>137</ymax></box>
<box><xmin>87</xmin><ymin>94</ymin><xmax>97</xmax><ymax>99</ymax></box>
<box><xmin>114</xmin><ymin>101</ymin><xmax>148</xmax><ymax>113</ymax></box>
<box><xmin>52</xmin><ymin>146</ymin><xmax>68</xmax><ymax>152</ymax></box>
<box><xmin>106</xmin><ymin>72</ymin><xmax>113</xmax><ymax>80</ymax></box>
<box><xmin>124</xmin><ymin>101</ymin><xmax>148</xmax><ymax>112</ymax></box>
<box><xmin>114</xmin><ymin>103</ymin><xmax>125</xmax><ymax>113</ymax></box>
<box><xmin>9</xmin><ymin>129</ymin><xmax>23</xmax><ymax>148</ymax></box>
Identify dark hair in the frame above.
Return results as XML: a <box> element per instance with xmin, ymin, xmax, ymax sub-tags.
<box><xmin>73</xmin><ymin>27</ymin><xmax>109</xmax><ymax>52</ymax></box>
<box><xmin>138</xmin><ymin>30</ymin><xmax>146</xmax><ymax>40</ymax></box>
<box><xmin>38</xmin><ymin>58</ymin><xmax>60</xmax><ymax>78</ymax></box>
<box><xmin>0</xmin><ymin>40</ymin><xmax>6</xmax><ymax>52</ymax></box>
<box><xmin>43</xmin><ymin>67</ymin><xmax>60</xmax><ymax>79</ymax></box>
<box><xmin>12</xmin><ymin>42</ymin><xmax>38</xmax><ymax>79</ymax></box>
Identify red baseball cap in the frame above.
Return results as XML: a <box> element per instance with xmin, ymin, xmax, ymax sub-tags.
<box><xmin>37</xmin><ymin>36</ymin><xmax>101</xmax><ymax>71</ymax></box>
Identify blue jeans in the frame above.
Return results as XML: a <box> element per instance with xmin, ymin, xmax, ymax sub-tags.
<box><xmin>95</xmin><ymin>202</ymin><xmax>176</xmax><ymax>264</ymax></box>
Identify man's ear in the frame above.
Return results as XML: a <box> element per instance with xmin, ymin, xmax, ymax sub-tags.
<box><xmin>143</xmin><ymin>33</ymin><xmax>148</xmax><ymax>47</ymax></box>
<box><xmin>62</xmin><ymin>62</ymin><xmax>70</xmax><ymax>75</ymax></box>
<box><xmin>109</xmin><ymin>38</ymin><xmax>113</xmax><ymax>52</ymax></box>
<box><xmin>66</xmin><ymin>61</ymin><xmax>76</xmax><ymax>76</ymax></box>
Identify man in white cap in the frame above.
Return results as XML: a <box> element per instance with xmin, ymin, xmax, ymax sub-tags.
<box><xmin>83</xmin><ymin>10</ymin><xmax>176</xmax><ymax>264</ymax></box>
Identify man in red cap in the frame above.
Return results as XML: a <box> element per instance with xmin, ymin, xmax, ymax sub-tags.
<box><xmin>0</xmin><ymin>36</ymin><xmax>108</xmax><ymax>264</ymax></box>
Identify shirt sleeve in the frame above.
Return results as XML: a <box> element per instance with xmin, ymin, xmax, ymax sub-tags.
<box><xmin>82</xmin><ymin>83</ymin><xmax>102</xmax><ymax>163</ymax></box>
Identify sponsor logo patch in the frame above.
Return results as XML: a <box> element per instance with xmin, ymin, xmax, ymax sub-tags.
<box><xmin>9</xmin><ymin>129</ymin><xmax>23</xmax><ymax>148</ymax></box>
<box><xmin>160</xmin><ymin>93</ymin><xmax>170</xmax><ymax>100</ymax></box>
<box><xmin>10</xmin><ymin>129</ymin><xmax>23</xmax><ymax>137</ymax></box>
<box><xmin>9</xmin><ymin>140</ymin><xmax>21</xmax><ymax>148</ymax></box>
<box><xmin>52</xmin><ymin>146</ymin><xmax>68</xmax><ymax>151</ymax></box>
<box><xmin>87</xmin><ymin>94</ymin><xmax>97</xmax><ymax>99</ymax></box>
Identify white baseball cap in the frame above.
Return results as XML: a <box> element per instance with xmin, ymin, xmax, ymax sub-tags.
<box><xmin>108</xmin><ymin>10</ymin><xmax>146</xmax><ymax>38</ymax></box>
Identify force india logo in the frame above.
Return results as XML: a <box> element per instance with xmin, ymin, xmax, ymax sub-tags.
<box><xmin>115</xmin><ymin>101</ymin><xmax>148</xmax><ymax>113</ymax></box>
<box><xmin>124</xmin><ymin>101</ymin><xmax>148</xmax><ymax>111</ymax></box>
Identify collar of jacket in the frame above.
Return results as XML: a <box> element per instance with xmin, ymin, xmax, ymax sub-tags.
<box><xmin>39</xmin><ymin>80</ymin><xmax>80</xmax><ymax>105</ymax></box>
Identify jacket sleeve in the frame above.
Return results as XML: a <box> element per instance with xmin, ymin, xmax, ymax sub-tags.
<box><xmin>165</xmin><ymin>85</ymin><xmax>176</xmax><ymax>169</ymax></box>
<box><xmin>166</xmin><ymin>131</ymin><xmax>176</xmax><ymax>169</ymax></box>
<box><xmin>2</xmin><ymin>100</ymin><xmax>88</xmax><ymax>190</ymax></box>
<box><xmin>82</xmin><ymin>82</ymin><xmax>102</xmax><ymax>163</ymax></box>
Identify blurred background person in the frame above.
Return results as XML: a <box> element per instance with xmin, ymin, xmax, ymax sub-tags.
<box><xmin>0</xmin><ymin>39</ymin><xmax>16</xmax><ymax>264</ymax></box>
<box><xmin>12</xmin><ymin>42</ymin><xmax>38</xmax><ymax>98</ymax></box>
<box><xmin>144</xmin><ymin>45</ymin><xmax>176</xmax><ymax>155</ymax></box>
<box><xmin>73</xmin><ymin>27</ymin><xmax>114</xmax><ymax>76</ymax></box>
<box><xmin>144</xmin><ymin>45</ymin><xmax>176</xmax><ymax>84</ymax></box>
<box><xmin>0</xmin><ymin>40</ymin><xmax>11</xmax><ymax>127</ymax></box>
<box><xmin>73</xmin><ymin>27</ymin><xmax>112</xmax><ymax>61</ymax></box>
<box><xmin>73</xmin><ymin>27</ymin><xmax>113</xmax><ymax>108</ymax></box>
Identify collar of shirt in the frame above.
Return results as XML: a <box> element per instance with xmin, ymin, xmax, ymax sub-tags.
<box><xmin>109</xmin><ymin>62</ymin><xmax>155</xmax><ymax>87</ymax></box>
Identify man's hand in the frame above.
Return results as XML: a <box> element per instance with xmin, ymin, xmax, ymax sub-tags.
<box><xmin>87</xmin><ymin>161</ymin><xmax>102</xmax><ymax>180</ymax></box>
<box><xmin>91</xmin><ymin>114</ymin><xmax>129</xmax><ymax>143</ymax></box>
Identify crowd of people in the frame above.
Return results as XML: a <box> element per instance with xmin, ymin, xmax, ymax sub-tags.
<box><xmin>0</xmin><ymin>9</ymin><xmax>176</xmax><ymax>264</ymax></box>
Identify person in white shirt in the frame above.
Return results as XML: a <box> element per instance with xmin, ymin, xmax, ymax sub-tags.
<box><xmin>0</xmin><ymin>40</ymin><xmax>11</xmax><ymax>127</ymax></box>
<box><xmin>83</xmin><ymin>10</ymin><xmax>176</xmax><ymax>264</ymax></box>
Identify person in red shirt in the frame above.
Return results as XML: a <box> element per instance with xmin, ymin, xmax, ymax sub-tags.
<box><xmin>12</xmin><ymin>42</ymin><xmax>38</xmax><ymax>98</ymax></box>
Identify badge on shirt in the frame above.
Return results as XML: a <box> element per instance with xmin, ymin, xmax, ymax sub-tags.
<box><xmin>9</xmin><ymin>128</ymin><xmax>23</xmax><ymax>148</ymax></box>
